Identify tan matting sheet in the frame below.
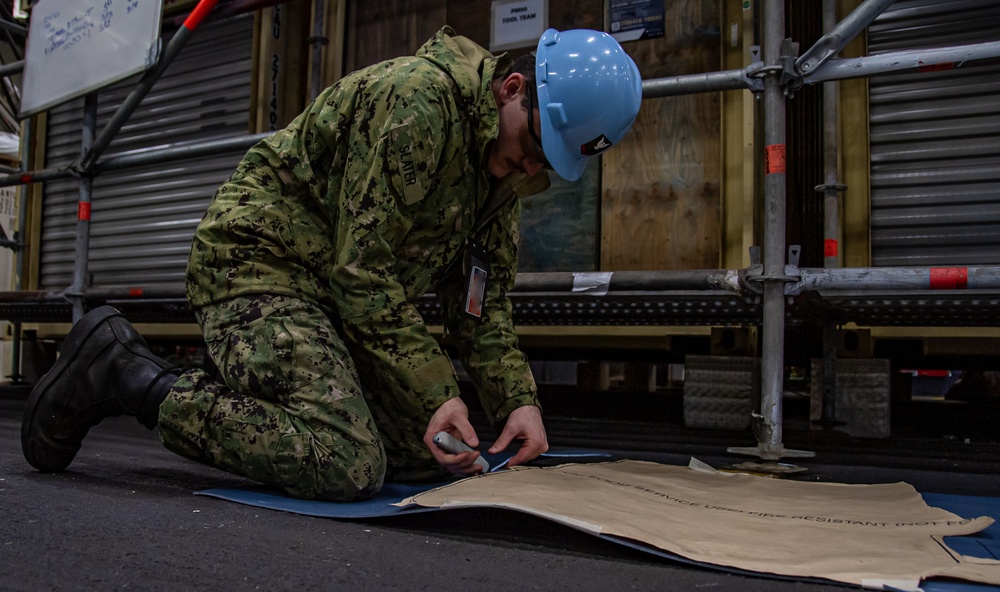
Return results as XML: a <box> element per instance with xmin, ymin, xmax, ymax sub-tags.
<box><xmin>398</xmin><ymin>460</ymin><xmax>1000</xmax><ymax>589</ymax></box>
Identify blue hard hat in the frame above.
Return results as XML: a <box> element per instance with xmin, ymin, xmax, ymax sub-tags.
<box><xmin>535</xmin><ymin>29</ymin><xmax>643</xmax><ymax>182</ymax></box>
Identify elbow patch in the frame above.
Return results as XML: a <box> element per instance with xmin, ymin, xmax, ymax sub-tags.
<box><xmin>412</xmin><ymin>355</ymin><xmax>456</xmax><ymax>390</ymax></box>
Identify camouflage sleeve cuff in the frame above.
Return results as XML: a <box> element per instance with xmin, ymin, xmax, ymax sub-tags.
<box><xmin>490</xmin><ymin>392</ymin><xmax>542</xmax><ymax>426</ymax></box>
<box><xmin>421</xmin><ymin>382</ymin><xmax>462</xmax><ymax>418</ymax></box>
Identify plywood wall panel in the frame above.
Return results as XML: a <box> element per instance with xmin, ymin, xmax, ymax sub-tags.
<box><xmin>446</xmin><ymin>0</ymin><xmax>492</xmax><ymax>49</ymax></box>
<box><xmin>345</xmin><ymin>0</ymin><xmax>448</xmax><ymax>71</ymax></box>
<box><xmin>548</xmin><ymin>0</ymin><xmax>605</xmax><ymax>31</ymax></box>
<box><xmin>602</xmin><ymin>0</ymin><xmax>721</xmax><ymax>271</ymax></box>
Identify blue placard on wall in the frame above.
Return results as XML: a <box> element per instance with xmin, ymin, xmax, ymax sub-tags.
<box><xmin>607</xmin><ymin>0</ymin><xmax>665</xmax><ymax>42</ymax></box>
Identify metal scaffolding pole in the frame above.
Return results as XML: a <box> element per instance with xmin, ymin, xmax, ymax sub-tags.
<box><xmin>512</xmin><ymin>269</ymin><xmax>745</xmax><ymax>293</ymax></box>
<box><xmin>0</xmin><ymin>133</ymin><xmax>269</xmax><ymax>189</ymax></box>
<box><xmin>68</xmin><ymin>95</ymin><xmax>98</xmax><ymax>323</ymax></box>
<box><xmin>8</xmin><ymin>116</ymin><xmax>30</xmax><ymax>385</ymax></box>
<box><xmin>820</xmin><ymin>88</ymin><xmax>843</xmax><ymax>270</ymax></box>
<box><xmin>98</xmin><ymin>134</ymin><xmax>270</xmax><ymax>172</ymax></box>
<box><xmin>818</xmin><ymin>0</ymin><xmax>845</xmax><ymax>432</ymax></box>
<box><xmin>0</xmin><ymin>60</ymin><xmax>23</xmax><ymax>78</ymax></box>
<box><xmin>729</xmin><ymin>0</ymin><xmax>812</xmax><ymax>463</ymax></box>
<box><xmin>3</xmin><ymin>263</ymin><xmax>1000</xmax><ymax>309</ymax></box>
<box><xmin>641</xmin><ymin>68</ymin><xmax>759</xmax><ymax>98</ymax></box>
<box><xmin>793</xmin><ymin>267</ymin><xmax>1000</xmax><ymax>293</ymax></box>
<box><xmin>804</xmin><ymin>40</ymin><xmax>1000</xmax><ymax>84</ymax></box>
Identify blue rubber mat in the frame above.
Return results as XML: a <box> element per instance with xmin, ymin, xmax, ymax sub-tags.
<box><xmin>195</xmin><ymin>450</ymin><xmax>614</xmax><ymax>519</ymax></box>
<box><xmin>196</xmin><ymin>458</ymin><xmax>1000</xmax><ymax>591</ymax></box>
<box><xmin>197</xmin><ymin>480</ymin><xmax>444</xmax><ymax>518</ymax></box>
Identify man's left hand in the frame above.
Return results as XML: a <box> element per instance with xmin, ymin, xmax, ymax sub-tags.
<box><xmin>488</xmin><ymin>405</ymin><xmax>548</xmax><ymax>467</ymax></box>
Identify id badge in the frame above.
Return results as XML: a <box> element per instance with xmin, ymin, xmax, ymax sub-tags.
<box><xmin>462</xmin><ymin>242</ymin><xmax>490</xmax><ymax>320</ymax></box>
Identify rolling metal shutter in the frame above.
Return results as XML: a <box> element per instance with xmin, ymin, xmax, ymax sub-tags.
<box><xmin>868</xmin><ymin>0</ymin><xmax>1000</xmax><ymax>266</ymax></box>
<box><xmin>40</xmin><ymin>13</ymin><xmax>253</xmax><ymax>290</ymax></box>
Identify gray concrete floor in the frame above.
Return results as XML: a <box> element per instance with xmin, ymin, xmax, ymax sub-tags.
<box><xmin>3</xmin><ymin>395</ymin><xmax>997</xmax><ymax>592</ymax></box>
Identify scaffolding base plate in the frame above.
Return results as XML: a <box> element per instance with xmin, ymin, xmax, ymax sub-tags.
<box><xmin>727</xmin><ymin>444</ymin><xmax>816</xmax><ymax>461</ymax></box>
<box><xmin>723</xmin><ymin>461</ymin><xmax>810</xmax><ymax>477</ymax></box>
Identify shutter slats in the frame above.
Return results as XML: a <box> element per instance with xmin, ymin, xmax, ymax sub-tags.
<box><xmin>40</xmin><ymin>14</ymin><xmax>253</xmax><ymax>290</ymax></box>
<box><xmin>868</xmin><ymin>1</ymin><xmax>1000</xmax><ymax>267</ymax></box>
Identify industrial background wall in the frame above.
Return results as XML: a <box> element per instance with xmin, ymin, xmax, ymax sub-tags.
<box><xmin>32</xmin><ymin>0</ymin><xmax>723</xmax><ymax>290</ymax></box>
<box><xmin>868</xmin><ymin>0</ymin><xmax>1000</xmax><ymax>267</ymax></box>
<box><xmin>19</xmin><ymin>1</ymin><xmax>998</xmax><ymax>348</ymax></box>
<box><xmin>36</xmin><ymin>14</ymin><xmax>254</xmax><ymax>291</ymax></box>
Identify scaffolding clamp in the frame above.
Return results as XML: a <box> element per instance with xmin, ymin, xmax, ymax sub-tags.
<box><xmin>69</xmin><ymin>153</ymin><xmax>104</xmax><ymax>180</ymax></box>
<box><xmin>745</xmin><ymin>40</ymin><xmax>804</xmax><ymax>97</ymax></box>
<box><xmin>783</xmin><ymin>245</ymin><xmax>805</xmax><ymax>296</ymax></box>
<box><xmin>740</xmin><ymin>246</ymin><xmax>765</xmax><ymax>297</ymax></box>
<box><xmin>740</xmin><ymin>264</ymin><xmax>764</xmax><ymax>299</ymax></box>
<box><xmin>60</xmin><ymin>162</ymin><xmax>83</xmax><ymax>180</ymax></box>
<box><xmin>778</xmin><ymin>39</ymin><xmax>803</xmax><ymax>97</ymax></box>
<box><xmin>743</xmin><ymin>245</ymin><xmax>804</xmax><ymax>297</ymax></box>
<box><xmin>743</xmin><ymin>46</ymin><xmax>769</xmax><ymax>93</ymax></box>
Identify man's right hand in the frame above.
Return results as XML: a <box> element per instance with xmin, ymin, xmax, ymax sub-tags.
<box><xmin>423</xmin><ymin>397</ymin><xmax>485</xmax><ymax>475</ymax></box>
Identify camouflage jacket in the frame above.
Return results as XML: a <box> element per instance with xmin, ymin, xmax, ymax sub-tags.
<box><xmin>187</xmin><ymin>27</ymin><xmax>548</xmax><ymax>426</ymax></box>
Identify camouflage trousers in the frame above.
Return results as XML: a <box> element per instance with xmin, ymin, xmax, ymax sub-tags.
<box><xmin>157</xmin><ymin>294</ymin><xmax>448</xmax><ymax>501</ymax></box>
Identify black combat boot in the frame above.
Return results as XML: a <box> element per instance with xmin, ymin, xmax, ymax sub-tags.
<box><xmin>21</xmin><ymin>305</ymin><xmax>181</xmax><ymax>472</ymax></box>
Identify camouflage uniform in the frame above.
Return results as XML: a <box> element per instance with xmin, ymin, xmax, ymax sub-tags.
<box><xmin>158</xmin><ymin>27</ymin><xmax>548</xmax><ymax>500</ymax></box>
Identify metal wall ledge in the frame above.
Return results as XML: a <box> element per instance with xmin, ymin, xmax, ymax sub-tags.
<box><xmin>795</xmin><ymin>290</ymin><xmax>1000</xmax><ymax>327</ymax></box>
<box><xmin>422</xmin><ymin>291</ymin><xmax>762</xmax><ymax>327</ymax></box>
<box><xmin>2</xmin><ymin>289</ymin><xmax>999</xmax><ymax>329</ymax></box>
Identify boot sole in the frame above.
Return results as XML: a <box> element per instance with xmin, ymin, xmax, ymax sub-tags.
<box><xmin>21</xmin><ymin>305</ymin><xmax>125</xmax><ymax>472</ymax></box>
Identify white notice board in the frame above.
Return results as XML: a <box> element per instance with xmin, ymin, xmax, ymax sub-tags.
<box><xmin>491</xmin><ymin>0</ymin><xmax>548</xmax><ymax>52</ymax></box>
<box><xmin>19</xmin><ymin>0</ymin><xmax>163</xmax><ymax>118</ymax></box>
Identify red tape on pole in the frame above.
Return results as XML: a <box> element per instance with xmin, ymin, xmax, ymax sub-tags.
<box><xmin>183</xmin><ymin>0</ymin><xmax>219</xmax><ymax>30</ymax></box>
<box><xmin>929</xmin><ymin>267</ymin><xmax>968</xmax><ymax>289</ymax></box>
<box><xmin>78</xmin><ymin>202</ymin><xmax>91</xmax><ymax>221</ymax></box>
<box><xmin>918</xmin><ymin>62</ymin><xmax>955</xmax><ymax>73</ymax></box>
<box><xmin>765</xmin><ymin>144</ymin><xmax>786</xmax><ymax>175</ymax></box>
<box><xmin>824</xmin><ymin>239</ymin><xmax>838</xmax><ymax>258</ymax></box>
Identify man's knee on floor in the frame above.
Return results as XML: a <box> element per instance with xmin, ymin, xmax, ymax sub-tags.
<box><xmin>314</xmin><ymin>448</ymin><xmax>387</xmax><ymax>502</ymax></box>
<box><xmin>276</xmin><ymin>434</ymin><xmax>387</xmax><ymax>501</ymax></box>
